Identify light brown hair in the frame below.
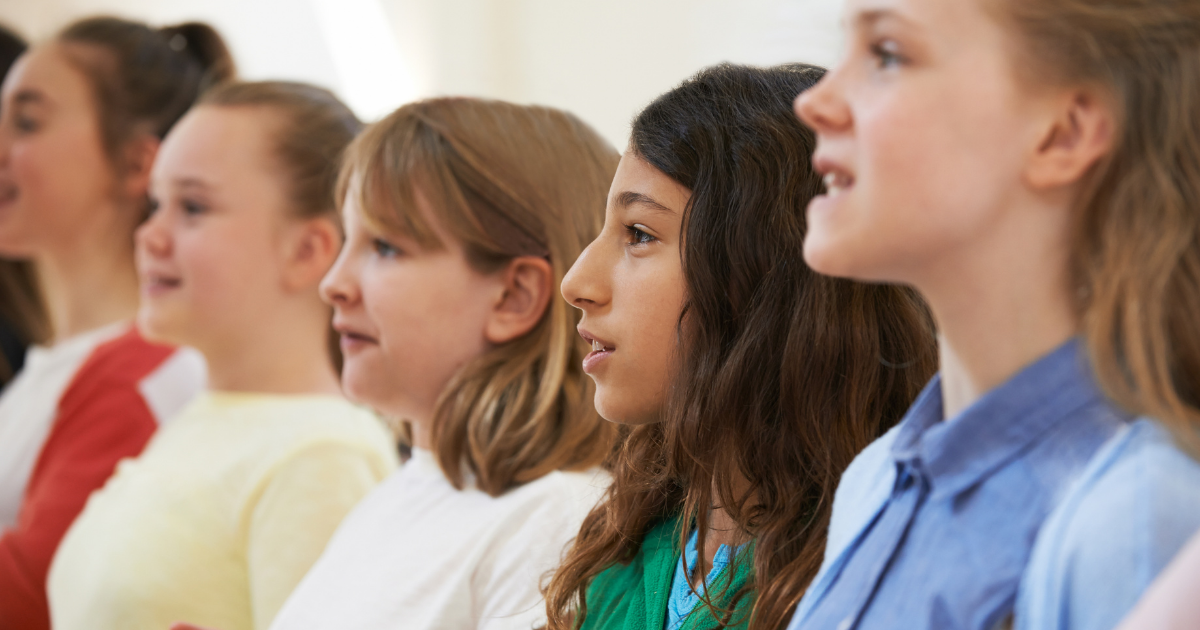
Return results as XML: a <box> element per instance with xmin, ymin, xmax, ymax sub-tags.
<box><xmin>987</xmin><ymin>1</ymin><xmax>1200</xmax><ymax>453</ymax></box>
<box><xmin>339</xmin><ymin>97</ymin><xmax>621</xmax><ymax>496</ymax></box>
<box><xmin>199</xmin><ymin>80</ymin><xmax>363</xmax><ymax>371</ymax></box>
<box><xmin>545</xmin><ymin>64</ymin><xmax>938</xmax><ymax>630</ymax></box>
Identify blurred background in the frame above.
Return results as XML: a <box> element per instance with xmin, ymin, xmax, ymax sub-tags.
<box><xmin>0</xmin><ymin>0</ymin><xmax>844</xmax><ymax>149</ymax></box>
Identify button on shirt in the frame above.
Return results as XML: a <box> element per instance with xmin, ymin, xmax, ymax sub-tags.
<box><xmin>791</xmin><ymin>339</ymin><xmax>1127</xmax><ymax>630</ymax></box>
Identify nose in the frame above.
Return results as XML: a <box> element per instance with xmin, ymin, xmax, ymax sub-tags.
<box><xmin>794</xmin><ymin>69</ymin><xmax>852</xmax><ymax>134</ymax></box>
<box><xmin>135</xmin><ymin>205</ymin><xmax>172</xmax><ymax>260</ymax></box>
<box><xmin>560</xmin><ymin>236</ymin><xmax>609</xmax><ymax>312</ymax></box>
<box><xmin>319</xmin><ymin>244</ymin><xmax>360</xmax><ymax>307</ymax></box>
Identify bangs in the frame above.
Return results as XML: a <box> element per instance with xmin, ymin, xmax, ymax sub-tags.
<box><xmin>336</xmin><ymin>109</ymin><xmax>449</xmax><ymax>250</ymax></box>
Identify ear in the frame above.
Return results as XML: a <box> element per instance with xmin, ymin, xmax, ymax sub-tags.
<box><xmin>484</xmin><ymin>256</ymin><xmax>554</xmax><ymax>345</ymax></box>
<box><xmin>1024</xmin><ymin>88</ymin><xmax>1115</xmax><ymax>191</ymax></box>
<box><xmin>120</xmin><ymin>133</ymin><xmax>161</xmax><ymax>201</ymax></box>
<box><xmin>281</xmin><ymin>216</ymin><xmax>343</xmax><ymax>292</ymax></box>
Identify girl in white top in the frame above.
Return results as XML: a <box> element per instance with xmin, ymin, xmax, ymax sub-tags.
<box><xmin>264</xmin><ymin>98</ymin><xmax>620</xmax><ymax>630</ymax></box>
<box><xmin>47</xmin><ymin>82</ymin><xmax>398</xmax><ymax>630</ymax></box>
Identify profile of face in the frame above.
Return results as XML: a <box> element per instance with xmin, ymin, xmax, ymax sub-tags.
<box><xmin>135</xmin><ymin>105</ymin><xmax>335</xmax><ymax>356</ymax></box>
<box><xmin>794</xmin><ymin>0</ymin><xmax>1061</xmax><ymax>285</ymax></box>
<box><xmin>560</xmin><ymin>153</ymin><xmax>688</xmax><ymax>425</ymax></box>
<box><xmin>320</xmin><ymin>188</ymin><xmax>551</xmax><ymax>425</ymax></box>
<box><xmin>0</xmin><ymin>44</ymin><xmax>138</xmax><ymax>257</ymax></box>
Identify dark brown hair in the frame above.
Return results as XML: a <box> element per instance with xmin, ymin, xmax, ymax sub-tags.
<box><xmin>545</xmin><ymin>64</ymin><xmax>938</xmax><ymax>630</ymax></box>
<box><xmin>57</xmin><ymin>17</ymin><xmax>235</xmax><ymax>176</ymax></box>
<box><xmin>200</xmin><ymin>81</ymin><xmax>363</xmax><ymax>371</ymax></box>
<box><xmin>339</xmin><ymin>97</ymin><xmax>621</xmax><ymax>496</ymax></box>
<box><xmin>985</xmin><ymin>1</ymin><xmax>1200</xmax><ymax>454</ymax></box>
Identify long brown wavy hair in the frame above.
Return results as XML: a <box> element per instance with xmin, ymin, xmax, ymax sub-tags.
<box><xmin>544</xmin><ymin>64</ymin><xmax>938</xmax><ymax>630</ymax></box>
<box><xmin>340</xmin><ymin>98</ymin><xmax>621</xmax><ymax>496</ymax></box>
<box><xmin>985</xmin><ymin>0</ymin><xmax>1200</xmax><ymax>454</ymax></box>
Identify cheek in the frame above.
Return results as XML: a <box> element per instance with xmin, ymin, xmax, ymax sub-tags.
<box><xmin>805</xmin><ymin>85</ymin><xmax>1026</xmax><ymax>282</ymax></box>
<box><xmin>6</xmin><ymin>125</ymin><xmax>113</xmax><ymax>238</ymax></box>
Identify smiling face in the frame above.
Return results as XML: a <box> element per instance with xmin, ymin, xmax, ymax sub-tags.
<box><xmin>319</xmin><ymin>188</ymin><xmax>502</xmax><ymax>424</ymax></box>
<box><xmin>135</xmin><ymin>105</ymin><xmax>295</xmax><ymax>355</ymax></box>
<box><xmin>794</xmin><ymin>0</ymin><xmax>1049</xmax><ymax>285</ymax></box>
<box><xmin>0</xmin><ymin>44</ymin><xmax>123</xmax><ymax>257</ymax></box>
<box><xmin>560</xmin><ymin>153</ymin><xmax>689</xmax><ymax>425</ymax></box>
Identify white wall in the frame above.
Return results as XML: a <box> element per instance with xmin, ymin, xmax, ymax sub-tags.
<box><xmin>0</xmin><ymin>0</ymin><xmax>844</xmax><ymax>148</ymax></box>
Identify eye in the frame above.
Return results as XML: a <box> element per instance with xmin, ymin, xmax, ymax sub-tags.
<box><xmin>181</xmin><ymin>199</ymin><xmax>208</xmax><ymax>216</ymax></box>
<box><xmin>869</xmin><ymin>39</ymin><xmax>906</xmax><ymax>69</ymax></box>
<box><xmin>13</xmin><ymin>114</ymin><xmax>38</xmax><ymax>133</ymax></box>
<box><xmin>372</xmin><ymin>237</ymin><xmax>403</xmax><ymax>258</ymax></box>
<box><xmin>146</xmin><ymin>196</ymin><xmax>161</xmax><ymax>215</ymax></box>
<box><xmin>624</xmin><ymin>223</ymin><xmax>656</xmax><ymax>247</ymax></box>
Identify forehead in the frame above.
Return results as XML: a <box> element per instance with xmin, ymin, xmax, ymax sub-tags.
<box><xmin>844</xmin><ymin>0</ymin><xmax>998</xmax><ymax>37</ymax></box>
<box><xmin>607</xmin><ymin>153</ymin><xmax>691</xmax><ymax>214</ymax></box>
<box><xmin>1</xmin><ymin>43</ymin><xmax>94</xmax><ymax>108</ymax></box>
<box><xmin>153</xmin><ymin>105</ymin><xmax>279</xmax><ymax>184</ymax></box>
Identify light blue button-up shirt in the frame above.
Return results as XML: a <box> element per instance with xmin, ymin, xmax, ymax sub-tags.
<box><xmin>787</xmin><ymin>339</ymin><xmax>1200</xmax><ymax>630</ymax></box>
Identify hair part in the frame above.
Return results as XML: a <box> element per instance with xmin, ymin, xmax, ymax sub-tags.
<box><xmin>544</xmin><ymin>63</ymin><xmax>938</xmax><ymax>630</ymax></box>
<box><xmin>987</xmin><ymin>0</ymin><xmax>1200</xmax><ymax>453</ymax></box>
<box><xmin>339</xmin><ymin>97</ymin><xmax>621</xmax><ymax>496</ymax></box>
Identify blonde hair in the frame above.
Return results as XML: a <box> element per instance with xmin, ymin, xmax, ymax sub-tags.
<box><xmin>990</xmin><ymin>0</ymin><xmax>1200</xmax><ymax>452</ymax></box>
<box><xmin>339</xmin><ymin>97</ymin><xmax>620</xmax><ymax>495</ymax></box>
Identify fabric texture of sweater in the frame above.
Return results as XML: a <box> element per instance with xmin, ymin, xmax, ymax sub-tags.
<box><xmin>581</xmin><ymin>516</ymin><xmax>755</xmax><ymax>630</ymax></box>
<box><xmin>47</xmin><ymin>392</ymin><xmax>399</xmax><ymax>630</ymax></box>
<box><xmin>0</xmin><ymin>325</ymin><xmax>205</xmax><ymax>630</ymax></box>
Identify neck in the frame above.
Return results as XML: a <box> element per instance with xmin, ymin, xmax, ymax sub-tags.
<box><xmin>35</xmin><ymin>220</ymin><xmax>139</xmax><ymax>344</ymax></box>
<box><xmin>917</xmin><ymin>204</ymin><xmax>1078</xmax><ymax>419</ymax></box>
<box><xmin>201</xmin><ymin>298</ymin><xmax>342</xmax><ymax>396</ymax></box>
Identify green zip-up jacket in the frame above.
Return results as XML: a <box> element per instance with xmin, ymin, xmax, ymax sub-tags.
<box><xmin>578</xmin><ymin>516</ymin><xmax>755</xmax><ymax>630</ymax></box>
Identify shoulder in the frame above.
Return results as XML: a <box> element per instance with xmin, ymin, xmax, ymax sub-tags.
<box><xmin>828</xmin><ymin>424</ymin><xmax>901</xmax><ymax>545</ymax></box>
<box><xmin>1018</xmin><ymin>418</ymin><xmax>1200</xmax><ymax>630</ymax></box>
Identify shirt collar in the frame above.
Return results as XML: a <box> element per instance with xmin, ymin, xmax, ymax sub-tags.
<box><xmin>891</xmin><ymin>337</ymin><xmax>1113</xmax><ymax>500</ymax></box>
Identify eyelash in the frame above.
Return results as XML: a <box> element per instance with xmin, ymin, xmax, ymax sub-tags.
<box><xmin>372</xmin><ymin>238</ymin><xmax>403</xmax><ymax>258</ymax></box>
<box><xmin>13</xmin><ymin>115</ymin><xmax>37</xmax><ymax>133</ymax></box>
<box><xmin>869</xmin><ymin>40</ymin><xmax>906</xmax><ymax>69</ymax></box>
<box><xmin>181</xmin><ymin>199</ymin><xmax>207</xmax><ymax>216</ymax></box>
<box><xmin>624</xmin><ymin>223</ymin><xmax>656</xmax><ymax>246</ymax></box>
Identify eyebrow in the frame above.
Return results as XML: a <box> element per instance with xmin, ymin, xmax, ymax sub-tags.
<box><xmin>854</xmin><ymin>7</ymin><xmax>916</xmax><ymax>30</ymax></box>
<box><xmin>615</xmin><ymin>191</ymin><xmax>677</xmax><ymax>216</ymax></box>
<box><xmin>172</xmin><ymin>177</ymin><xmax>213</xmax><ymax>191</ymax></box>
<box><xmin>12</xmin><ymin>89</ymin><xmax>46</xmax><ymax>106</ymax></box>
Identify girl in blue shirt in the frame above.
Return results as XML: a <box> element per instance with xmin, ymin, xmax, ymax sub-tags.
<box><xmin>789</xmin><ymin>1</ymin><xmax>1200</xmax><ymax>630</ymax></box>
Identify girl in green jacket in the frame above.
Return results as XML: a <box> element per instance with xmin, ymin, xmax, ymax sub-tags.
<box><xmin>549</xmin><ymin>63</ymin><xmax>938</xmax><ymax>630</ymax></box>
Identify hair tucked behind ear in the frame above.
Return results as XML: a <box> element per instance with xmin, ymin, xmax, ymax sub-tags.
<box><xmin>545</xmin><ymin>64</ymin><xmax>937</xmax><ymax>630</ymax></box>
<box><xmin>340</xmin><ymin>98</ymin><xmax>621</xmax><ymax>496</ymax></box>
<box><xmin>199</xmin><ymin>80</ymin><xmax>362</xmax><ymax>373</ymax></box>
<box><xmin>987</xmin><ymin>1</ymin><xmax>1200</xmax><ymax>454</ymax></box>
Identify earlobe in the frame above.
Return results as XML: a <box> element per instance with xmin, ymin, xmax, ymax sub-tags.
<box><xmin>484</xmin><ymin>256</ymin><xmax>554</xmax><ymax>345</ymax></box>
<box><xmin>1026</xmin><ymin>89</ymin><xmax>1115</xmax><ymax>190</ymax></box>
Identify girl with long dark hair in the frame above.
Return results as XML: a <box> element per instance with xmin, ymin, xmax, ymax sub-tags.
<box><xmin>547</xmin><ymin>63</ymin><xmax>937</xmax><ymax>630</ymax></box>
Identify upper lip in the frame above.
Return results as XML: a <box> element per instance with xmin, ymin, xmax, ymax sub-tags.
<box><xmin>333</xmin><ymin>318</ymin><xmax>379</xmax><ymax>343</ymax></box>
<box><xmin>577</xmin><ymin>326</ymin><xmax>615</xmax><ymax>351</ymax></box>
<box><xmin>141</xmin><ymin>270</ymin><xmax>182</xmax><ymax>286</ymax></box>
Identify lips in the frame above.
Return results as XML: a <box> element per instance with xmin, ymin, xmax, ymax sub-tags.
<box><xmin>333</xmin><ymin>319</ymin><xmax>379</xmax><ymax>353</ymax></box>
<box><xmin>813</xmin><ymin>154</ymin><xmax>855</xmax><ymax>199</ymax></box>
<box><xmin>0</xmin><ymin>179</ymin><xmax>18</xmax><ymax>208</ymax></box>
<box><xmin>578</xmin><ymin>327</ymin><xmax>615</xmax><ymax>374</ymax></box>
<box><xmin>141</xmin><ymin>273</ymin><xmax>182</xmax><ymax>297</ymax></box>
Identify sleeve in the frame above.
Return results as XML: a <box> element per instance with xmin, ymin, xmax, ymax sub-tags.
<box><xmin>472</xmin><ymin>491</ymin><xmax>581</xmax><ymax>630</ymax></box>
<box><xmin>1016</xmin><ymin>421</ymin><xmax>1200</xmax><ymax>630</ymax></box>
<box><xmin>245</xmin><ymin>442</ymin><xmax>385</xmax><ymax>630</ymax></box>
<box><xmin>0</xmin><ymin>384</ymin><xmax>158</xmax><ymax>630</ymax></box>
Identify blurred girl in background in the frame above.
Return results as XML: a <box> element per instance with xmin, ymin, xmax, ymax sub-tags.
<box><xmin>0</xmin><ymin>23</ymin><xmax>38</xmax><ymax>387</ymax></box>
<box><xmin>545</xmin><ymin>63</ymin><xmax>936</xmax><ymax>630</ymax></box>
<box><xmin>47</xmin><ymin>81</ymin><xmax>399</xmax><ymax>630</ymax></box>
<box><xmin>266</xmin><ymin>97</ymin><xmax>618</xmax><ymax>630</ymax></box>
<box><xmin>0</xmin><ymin>18</ymin><xmax>227</xmax><ymax>628</ymax></box>
<box><xmin>789</xmin><ymin>1</ymin><xmax>1200</xmax><ymax>629</ymax></box>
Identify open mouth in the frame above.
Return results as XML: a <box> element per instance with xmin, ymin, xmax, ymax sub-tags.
<box><xmin>579</xmin><ymin>329</ymin><xmax>615</xmax><ymax>373</ymax></box>
<box><xmin>822</xmin><ymin>170</ymin><xmax>855</xmax><ymax>198</ymax></box>
<box><xmin>143</xmin><ymin>275</ymin><xmax>182</xmax><ymax>295</ymax></box>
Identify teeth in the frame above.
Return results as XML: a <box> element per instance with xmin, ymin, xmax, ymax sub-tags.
<box><xmin>592</xmin><ymin>340</ymin><xmax>602</xmax><ymax>352</ymax></box>
<box><xmin>823</xmin><ymin>172</ymin><xmax>843</xmax><ymax>197</ymax></box>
